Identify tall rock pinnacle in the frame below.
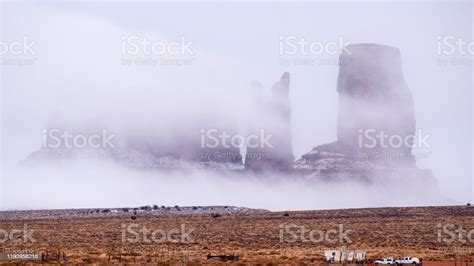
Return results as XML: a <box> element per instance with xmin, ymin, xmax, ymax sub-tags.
<box><xmin>337</xmin><ymin>44</ymin><xmax>416</xmax><ymax>162</ymax></box>
<box><xmin>246</xmin><ymin>72</ymin><xmax>294</xmax><ymax>171</ymax></box>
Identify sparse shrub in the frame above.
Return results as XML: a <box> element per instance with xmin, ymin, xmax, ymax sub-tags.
<box><xmin>468</xmin><ymin>203</ymin><xmax>471</xmax><ymax>206</ymax></box>
<box><xmin>131</xmin><ymin>215</ymin><xmax>137</xmax><ymax>220</ymax></box>
<box><xmin>192</xmin><ymin>206</ymin><xmax>198</xmax><ymax>210</ymax></box>
<box><xmin>101</xmin><ymin>209</ymin><xmax>110</xmax><ymax>213</ymax></box>
<box><xmin>140</xmin><ymin>205</ymin><xmax>151</xmax><ymax>211</ymax></box>
<box><xmin>211</xmin><ymin>213</ymin><xmax>221</xmax><ymax>218</ymax></box>
<box><xmin>153</xmin><ymin>205</ymin><xmax>159</xmax><ymax>210</ymax></box>
<box><xmin>121</xmin><ymin>208</ymin><xmax>129</xmax><ymax>213</ymax></box>
<box><xmin>283</xmin><ymin>213</ymin><xmax>290</xmax><ymax>217</ymax></box>
<box><xmin>161</xmin><ymin>205</ymin><xmax>165</xmax><ymax>209</ymax></box>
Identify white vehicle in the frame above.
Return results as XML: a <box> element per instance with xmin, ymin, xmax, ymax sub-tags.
<box><xmin>396</xmin><ymin>257</ymin><xmax>421</xmax><ymax>264</ymax></box>
<box><xmin>374</xmin><ymin>257</ymin><xmax>396</xmax><ymax>264</ymax></box>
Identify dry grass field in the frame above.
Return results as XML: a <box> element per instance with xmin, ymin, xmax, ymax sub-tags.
<box><xmin>0</xmin><ymin>206</ymin><xmax>473</xmax><ymax>264</ymax></box>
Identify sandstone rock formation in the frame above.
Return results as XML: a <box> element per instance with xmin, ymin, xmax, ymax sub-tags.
<box><xmin>24</xmin><ymin>117</ymin><xmax>243</xmax><ymax>169</ymax></box>
<box><xmin>245</xmin><ymin>72</ymin><xmax>294</xmax><ymax>171</ymax></box>
<box><xmin>337</xmin><ymin>44</ymin><xmax>416</xmax><ymax>163</ymax></box>
<box><xmin>302</xmin><ymin>44</ymin><xmax>416</xmax><ymax>165</ymax></box>
<box><xmin>297</xmin><ymin>44</ymin><xmax>438</xmax><ymax>194</ymax></box>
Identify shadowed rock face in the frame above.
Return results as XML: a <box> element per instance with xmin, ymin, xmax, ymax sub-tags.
<box><xmin>245</xmin><ymin>72</ymin><xmax>294</xmax><ymax>172</ymax></box>
<box><xmin>302</xmin><ymin>44</ymin><xmax>416</xmax><ymax>165</ymax></box>
<box><xmin>337</xmin><ymin>44</ymin><xmax>415</xmax><ymax>162</ymax></box>
<box><xmin>267</xmin><ymin>72</ymin><xmax>294</xmax><ymax>169</ymax></box>
<box><xmin>295</xmin><ymin>43</ymin><xmax>439</xmax><ymax>193</ymax></box>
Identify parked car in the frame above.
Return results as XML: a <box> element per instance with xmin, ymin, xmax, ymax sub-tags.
<box><xmin>375</xmin><ymin>257</ymin><xmax>396</xmax><ymax>264</ymax></box>
<box><xmin>396</xmin><ymin>257</ymin><xmax>421</xmax><ymax>264</ymax></box>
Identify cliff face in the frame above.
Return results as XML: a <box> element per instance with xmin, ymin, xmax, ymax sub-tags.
<box><xmin>337</xmin><ymin>44</ymin><xmax>415</xmax><ymax>163</ymax></box>
<box><xmin>266</xmin><ymin>72</ymin><xmax>295</xmax><ymax>170</ymax></box>
<box><xmin>245</xmin><ymin>72</ymin><xmax>294</xmax><ymax>172</ymax></box>
<box><xmin>302</xmin><ymin>44</ymin><xmax>416</xmax><ymax>165</ymax></box>
<box><xmin>297</xmin><ymin>44</ymin><xmax>438</xmax><ymax>194</ymax></box>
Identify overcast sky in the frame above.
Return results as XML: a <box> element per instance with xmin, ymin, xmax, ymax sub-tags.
<box><xmin>1</xmin><ymin>1</ymin><xmax>472</xmax><ymax>209</ymax></box>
